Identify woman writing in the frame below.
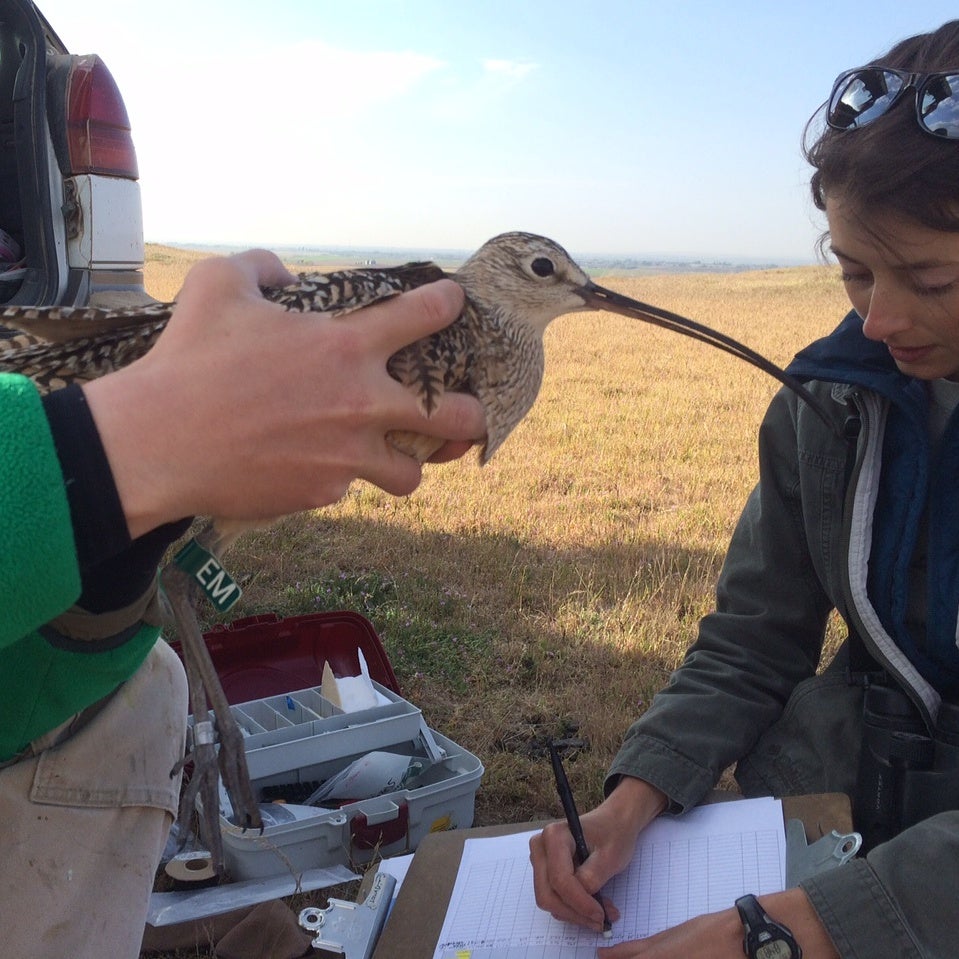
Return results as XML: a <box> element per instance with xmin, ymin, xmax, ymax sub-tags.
<box><xmin>531</xmin><ymin>20</ymin><xmax>959</xmax><ymax>959</ymax></box>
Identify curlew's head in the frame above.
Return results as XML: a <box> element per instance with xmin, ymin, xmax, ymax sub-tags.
<box><xmin>453</xmin><ymin>231</ymin><xmax>833</xmax><ymax>428</ymax></box>
<box><xmin>454</xmin><ymin>232</ymin><xmax>593</xmax><ymax>334</ymax></box>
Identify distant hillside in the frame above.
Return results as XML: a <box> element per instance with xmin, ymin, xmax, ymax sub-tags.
<box><xmin>150</xmin><ymin>241</ymin><xmax>812</xmax><ymax>278</ymax></box>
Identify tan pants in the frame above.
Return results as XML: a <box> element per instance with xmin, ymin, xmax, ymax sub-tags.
<box><xmin>0</xmin><ymin>640</ymin><xmax>188</xmax><ymax>958</ymax></box>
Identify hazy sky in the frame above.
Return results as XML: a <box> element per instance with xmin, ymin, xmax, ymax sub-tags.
<box><xmin>37</xmin><ymin>1</ymin><xmax>959</xmax><ymax>261</ymax></box>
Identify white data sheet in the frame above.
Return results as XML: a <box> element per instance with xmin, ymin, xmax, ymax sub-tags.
<box><xmin>433</xmin><ymin>796</ymin><xmax>786</xmax><ymax>959</ymax></box>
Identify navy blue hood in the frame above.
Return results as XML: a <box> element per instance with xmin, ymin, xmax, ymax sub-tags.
<box><xmin>787</xmin><ymin>310</ymin><xmax>927</xmax><ymax>423</ymax></box>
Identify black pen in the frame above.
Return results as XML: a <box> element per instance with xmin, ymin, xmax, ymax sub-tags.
<box><xmin>547</xmin><ymin>741</ymin><xmax>613</xmax><ymax>938</ymax></box>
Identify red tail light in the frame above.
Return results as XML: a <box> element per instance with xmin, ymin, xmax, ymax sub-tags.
<box><xmin>60</xmin><ymin>55</ymin><xmax>138</xmax><ymax>179</ymax></box>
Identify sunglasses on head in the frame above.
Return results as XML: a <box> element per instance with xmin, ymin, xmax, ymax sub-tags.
<box><xmin>827</xmin><ymin>66</ymin><xmax>959</xmax><ymax>139</ymax></box>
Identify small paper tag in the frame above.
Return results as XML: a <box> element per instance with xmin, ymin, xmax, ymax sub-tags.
<box><xmin>173</xmin><ymin>538</ymin><xmax>242</xmax><ymax>612</ymax></box>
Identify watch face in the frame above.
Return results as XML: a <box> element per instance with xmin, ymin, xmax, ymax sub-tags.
<box><xmin>755</xmin><ymin>939</ymin><xmax>796</xmax><ymax>959</ymax></box>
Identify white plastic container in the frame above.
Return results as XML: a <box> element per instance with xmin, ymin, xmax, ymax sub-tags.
<box><xmin>200</xmin><ymin>683</ymin><xmax>484</xmax><ymax>881</ymax></box>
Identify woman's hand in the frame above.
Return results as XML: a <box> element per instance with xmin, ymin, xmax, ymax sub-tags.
<box><xmin>529</xmin><ymin>776</ymin><xmax>668</xmax><ymax>933</ymax></box>
<box><xmin>531</xmin><ymin>775</ymin><xmax>838</xmax><ymax>958</ymax></box>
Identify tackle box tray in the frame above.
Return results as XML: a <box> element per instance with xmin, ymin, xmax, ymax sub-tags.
<box><xmin>221</xmin><ymin>682</ymin><xmax>425</xmax><ymax>780</ymax></box>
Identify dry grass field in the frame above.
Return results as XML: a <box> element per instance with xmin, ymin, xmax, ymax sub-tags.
<box><xmin>141</xmin><ymin>244</ymin><xmax>851</xmax><ymax>956</ymax></box>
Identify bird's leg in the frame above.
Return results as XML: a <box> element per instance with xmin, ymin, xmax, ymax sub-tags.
<box><xmin>161</xmin><ymin>537</ymin><xmax>262</xmax><ymax>876</ymax></box>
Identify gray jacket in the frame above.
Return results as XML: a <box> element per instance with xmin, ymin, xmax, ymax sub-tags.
<box><xmin>608</xmin><ymin>316</ymin><xmax>957</xmax><ymax>958</ymax></box>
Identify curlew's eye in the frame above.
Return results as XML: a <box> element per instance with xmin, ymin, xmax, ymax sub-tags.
<box><xmin>530</xmin><ymin>257</ymin><xmax>555</xmax><ymax>278</ymax></box>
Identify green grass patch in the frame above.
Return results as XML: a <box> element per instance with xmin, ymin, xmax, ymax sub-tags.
<box><xmin>278</xmin><ymin>570</ymin><xmax>495</xmax><ymax>694</ymax></box>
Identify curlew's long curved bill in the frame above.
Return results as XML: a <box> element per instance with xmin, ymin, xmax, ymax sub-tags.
<box><xmin>578</xmin><ymin>280</ymin><xmax>835</xmax><ymax>431</ymax></box>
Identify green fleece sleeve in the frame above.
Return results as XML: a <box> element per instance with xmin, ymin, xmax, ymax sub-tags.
<box><xmin>0</xmin><ymin>374</ymin><xmax>81</xmax><ymax>647</ymax></box>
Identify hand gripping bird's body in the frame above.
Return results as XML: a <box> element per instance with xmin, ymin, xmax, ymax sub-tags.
<box><xmin>0</xmin><ymin>232</ymin><xmax>831</xmax><ymax>873</ymax></box>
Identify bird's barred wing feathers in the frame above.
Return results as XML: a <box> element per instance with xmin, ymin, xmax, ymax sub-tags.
<box><xmin>387</xmin><ymin>315</ymin><xmax>474</xmax><ymax>417</ymax></box>
<box><xmin>0</xmin><ymin>260</ymin><xmax>449</xmax><ymax>392</ymax></box>
<box><xmin>269</xmin><ymin>262</ymin><xmax>446</xmax><ymax>315</ymax></box>
<box><xmin>0</xmin><ymin>319</ymin><xmax>171</xmax><ymax>393</ymax></box>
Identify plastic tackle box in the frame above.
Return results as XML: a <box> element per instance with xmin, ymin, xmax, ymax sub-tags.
<box><xmin>174</xmin><ymin>612</ymin><xmax>484</xmax><ymax>881</ymax></box>
<box><xmin>217</xmin><ymin>700</ymin><xmax>483</xmax><ymax>880</ymax></box>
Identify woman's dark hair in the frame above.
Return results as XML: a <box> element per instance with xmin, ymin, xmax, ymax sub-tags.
<box><xmin>806</xmin><ymin>20</ymin><xmax>959</xmax><ymax>234</ymax></box>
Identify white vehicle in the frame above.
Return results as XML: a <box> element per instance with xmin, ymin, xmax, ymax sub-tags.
<box><xmin>0</xmin><ymin>0</ymin><xmax>148</xmax><ymax>312</ymax></box>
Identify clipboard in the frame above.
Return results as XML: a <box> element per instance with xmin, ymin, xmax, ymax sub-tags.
<box><xmin>371</xmin><ymin>792</ymin><xmax>853</xmax><ymax>959</ymax></box>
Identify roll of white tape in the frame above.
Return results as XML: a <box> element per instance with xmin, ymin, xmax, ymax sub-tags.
<box><xmin>164</xmin><ymin>851</ymin><xmax>217</xmax><ymax>885</ymax></box>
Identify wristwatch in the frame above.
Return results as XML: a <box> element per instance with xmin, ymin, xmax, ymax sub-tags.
<box><xmin>735</xmin><ymin>894</ymin><xmax>802</xmax><ymax>959</ymax></box>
